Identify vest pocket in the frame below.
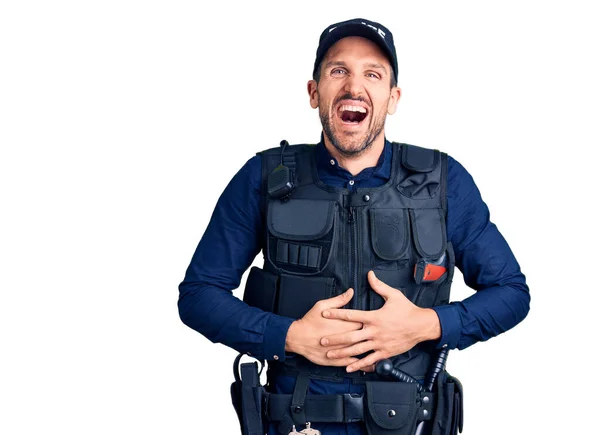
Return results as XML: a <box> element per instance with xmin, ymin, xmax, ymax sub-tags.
<box><xmin>277</xmin><ymin>274</ymin><xmax>335</xmax><ymax>319</ymax></box>
<box><xmin>242</xmin><ymin>267</ymin><xmax>336</xmax><ymax>320</ymax></box>
<box><xmin>369</xmin><ymin>208</ymin><xmax>410</xmax><ymax>262</ymax></box>
<box><xmin>409</xmin><ymin>208</ymin><xmax>447</xmax><ymax>260</ymax></box>
<box><xmin>267</xmin><ymin>199</ymin><xmax>337</xmax><ymax>274</ymax></box>
<box><xmin>368</xmin><ymin>208</ymin><xmax>412</xmax><ymax>309</ymax></box>
<box><xmin>243</xmin><ymin>266</ymin><xmax>278</xmax><ymax>313</ymax></box>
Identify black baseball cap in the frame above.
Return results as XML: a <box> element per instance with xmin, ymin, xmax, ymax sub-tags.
<box><xmin>313</xmin><ymin>18</ymin><xmax>398</xmax><ymax>81</ymax></box>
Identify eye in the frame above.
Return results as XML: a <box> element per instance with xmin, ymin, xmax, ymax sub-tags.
<box><xmin>366</xmin><ymin>72</ymin><xmax>381</xmax><ymax>80</ymax></box>
<box><xmin>331</xmin><ymin>68</ymin><xmax>347</xmax><ymax>76</ymax></box>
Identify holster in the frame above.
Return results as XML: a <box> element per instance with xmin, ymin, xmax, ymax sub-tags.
<box><xmin>230</xmin><ymin>354</ymin><xmax>266</xmax><ymax>435</ymax></box>
<box><xmin>431</xmin><ymin>372</ymin><xmax>463</xmax><ymax>435</ymax></box>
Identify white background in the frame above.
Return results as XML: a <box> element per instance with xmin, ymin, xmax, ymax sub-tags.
<box><xmin>1</xmin><ymin>1</ymin><xmax>599</xmax><ymax>434</ymax></box>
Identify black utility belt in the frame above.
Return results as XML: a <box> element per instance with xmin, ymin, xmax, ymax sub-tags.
<box><xmin>231</xmin><ymin>357</ymin><xmax>463</xmax><ymax>435</ymax></box>
<box><xmin>265</xmin><ymin>382</ymin><xmax>434</xmax><ymax>431</ymax></box>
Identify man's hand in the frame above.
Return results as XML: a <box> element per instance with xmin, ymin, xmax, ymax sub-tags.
<box><xmin>320</xmin><ymin>271</ymin><xmax>442</xmax><ymax>373</ymax></box>
<box><xmin>285</xmin><ymin>288</ymin><xmax>364</xmax><ymax>367</ymax></box>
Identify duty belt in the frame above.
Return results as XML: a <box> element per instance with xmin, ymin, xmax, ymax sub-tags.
<box><xmin>263</xmin><ymin>390</ymin><xmax>434</xmax><ymax>424</ymax></box>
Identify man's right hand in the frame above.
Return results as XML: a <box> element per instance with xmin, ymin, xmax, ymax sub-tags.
<box><xmin>284</xmin><ymin>288</ymin><xmax>363</xmax><ymax>367</ymax></box>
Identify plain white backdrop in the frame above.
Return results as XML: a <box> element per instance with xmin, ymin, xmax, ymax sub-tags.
<box><xmin>1</xmin><ymin>1</ymin><xmax>599</xmax><ymax>434</ymax></box>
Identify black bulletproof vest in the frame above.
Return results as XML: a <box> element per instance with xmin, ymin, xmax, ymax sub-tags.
<box><xmin>243</xmin><ymin>142</ymin><xmax>455</xmax><ymax>382</ymax></box>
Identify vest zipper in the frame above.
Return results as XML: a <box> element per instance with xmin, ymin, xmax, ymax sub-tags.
<box><xmin>348</xmin><ymin>206</ymin><xmax>358</xmax><ymax>309</ymax></box>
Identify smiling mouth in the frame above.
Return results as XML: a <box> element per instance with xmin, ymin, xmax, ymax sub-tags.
<box><xmin>338</xmin><ymin>104</ymin><xmax>368</xmax><ymax>124</ymax></box>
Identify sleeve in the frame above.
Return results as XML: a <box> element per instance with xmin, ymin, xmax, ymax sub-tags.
<box><xmin>432</xmin><ymin>155</ymin><xmax>531</xmax><ymax>350</ymax></box>
<box><xmin>177</xmin><ymin>155</ymin><xmax>295</xmax><ymax>361</ymax></box>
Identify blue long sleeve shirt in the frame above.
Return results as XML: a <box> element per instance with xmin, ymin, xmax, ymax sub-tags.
<box><xmin>178</xmin><ymin>138</ymin><xmax>530</xmax><ymax>363</ymax></box>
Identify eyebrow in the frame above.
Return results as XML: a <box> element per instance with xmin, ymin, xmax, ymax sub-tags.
<box><xmin>323</xmin><ymin>60</ymin><xmax>388</xmax><ymax>75</ymax></box>
<box><xmin>364</xmin><ymin>62</ymin><xmax>388</xmax><ymax>74</ymax></box>
<box><xmin>323</xmin><ymin>61</ymin><xmax>347</xmax><ymax>69</ymax></box>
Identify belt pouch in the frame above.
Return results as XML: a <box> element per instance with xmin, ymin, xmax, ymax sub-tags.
<box><xmin>431</xmin><ymin>372</ymin><xmax>463</xmax><ymax>435</ymax></box>
<box><xmin>364</xmin><ymin>381</ymin><xmax>419</xmax><ymax>435</ymax></box>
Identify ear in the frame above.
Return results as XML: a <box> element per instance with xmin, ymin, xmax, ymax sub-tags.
<box><xmin>307</xmin><ymin>80</ymin><xmax>319</xmax><ymax>109</ymax></box>
<box><xmin>387</xmin><ymin>86</ymin><xmax>402</xmax><ymax>115</ymax></box>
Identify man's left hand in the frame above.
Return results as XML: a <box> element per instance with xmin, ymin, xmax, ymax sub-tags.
<box><xmin>320</xmin><ymin>270</ymin><xmax>442</xmax><ymax>373</ymax></box>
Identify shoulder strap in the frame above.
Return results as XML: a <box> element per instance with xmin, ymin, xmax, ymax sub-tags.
<box><xmin>393</xmin><ymin>142</ymin><xmax>449</xmax><ymax>217</ymax></box>
<box><xmin>440</xmin><ymin>150</ymin><xmax>448</xmax><ymax>219</ymax></box>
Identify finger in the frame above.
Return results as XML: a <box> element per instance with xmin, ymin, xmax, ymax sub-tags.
<box><xmin>326</xmin><ymin>340</ymin><xmax>376</xmax><ymax>359</ymax></box>
<box><xmin>321</xmin><ymin>327</ymin><xmax>371</xmax><ymax>347</ymax></box>
<box><xmin>368</xmin><ymin>271</ymin><xmax>400</xmax><ymax>301</ymax></box>
<box><xmin>322</xmin><ymin>308</ymin><xmax>371</xmax><ymax>323</ymax></box>
<box><xmin>320</xmin><ymin>288</ymin><xmax>354</xmax><ymax>310</ymax></box>
<box><xmin>325</xmin><ymin>356</ymin><xmax>359</xmax><ymax>367</ymax></box>
<box><xmin>361</xmin><ymin>363</ymin><xmax>376</xmax><ymax>373</ymax></box>
<box><xmin>346</xmin><ymin>351</ymin><xmax>385</xmax><ymax>373</ymax></box>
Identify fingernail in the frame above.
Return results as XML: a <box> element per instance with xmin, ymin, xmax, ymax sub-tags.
<box><xmin>346</xmin><ymin>366</ymin><xmax>354</xmax><ymax>373</ymax></box>
<box><xmin>328</xmin><ymin>351</ymin><xmax>336</xmax><ymax>358</ymax></box>
<box><xmin>321</xmin><ymin>338</ymin><xmax>329</xmax><ymax>346</ymax></box>
<box><xmin>323</xmin><ymin>310</ymin><xmax>330</xmax><ymax>318</ymax></box>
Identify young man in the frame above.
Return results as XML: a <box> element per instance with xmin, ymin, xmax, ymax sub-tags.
<box><xmin>178</xmin><ymin>18</ymin><xmax>530</xmax><ymax>435</ymax></box>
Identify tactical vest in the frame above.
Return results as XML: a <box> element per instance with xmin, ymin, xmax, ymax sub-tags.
<box><xmin>238</xmin><ymin>142</ymin><xmax>463</xmax><ymax>435</ymax></box>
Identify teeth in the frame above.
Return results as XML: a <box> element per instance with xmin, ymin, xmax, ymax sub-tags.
<box><xmin>339</xmin><ymin>105</ymin><xmax>367</xmax><ymax>113</ymax></box>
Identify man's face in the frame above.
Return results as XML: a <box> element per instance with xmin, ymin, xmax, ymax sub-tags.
<box><xmin>308</xmin><ymin>36</ymin><xmax>401</xmax><ymax>157</ymax></box>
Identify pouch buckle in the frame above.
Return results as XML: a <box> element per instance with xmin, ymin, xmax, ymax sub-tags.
<box><xmin>343</xmin><ymin>393</ymin><xmax>364</xmax><ymax>423</ymax></box>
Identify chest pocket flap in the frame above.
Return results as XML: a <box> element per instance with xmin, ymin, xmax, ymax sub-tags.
<box><xmin>268</xmin><ymin>199</ymin><xmax>335</xmax><ymax>241</ymax></box>
<box><xmin>410</xmin><ymin>208</ymin><xmax>447</xmax><ymax>260</ymax></box>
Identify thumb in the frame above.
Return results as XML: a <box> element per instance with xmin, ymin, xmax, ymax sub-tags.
<box><xmin>368</xmin><ymin>271</ymin><xmax>398</xmax><ymax>301</ymax></box>
<box><xmin>322</xmin><ymin>287</ymin><xmax>354</xmax><ymax>310</ymax></box>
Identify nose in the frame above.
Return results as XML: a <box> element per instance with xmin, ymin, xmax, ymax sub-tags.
<box><xmin>343</xmin><ymin>72</ymin><xmax>364</xmax><ymax>96</ymax></box>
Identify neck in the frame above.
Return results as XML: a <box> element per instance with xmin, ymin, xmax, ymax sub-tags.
<box><xmin>323</xmin><ymin>134</ymin><xmax>386</xmax><ymax>176</ymax></box>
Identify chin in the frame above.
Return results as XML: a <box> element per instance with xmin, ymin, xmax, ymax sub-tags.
<box><xmin>332</xmin><ymin>135</ymin><xmax>372</xmax><ymax>156</ymax></box>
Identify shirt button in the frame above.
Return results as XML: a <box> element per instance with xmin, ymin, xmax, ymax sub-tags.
<box><xmin>349</xmin><ymin>180</ymin><xmax>355</xmax><ymax>186</ymax></box>
<box><xmin>442</xmin><ymin>344</ymin><xmax>448</xmax><ymax>349</ymax></box>
<box><xmin>330</xmin><ymin>159</ymin><xmax>335</xmax><ymax>166</ymax></box>
<box><xmin>273</xmin><ymin>355</ymin><xmax>279</xmax><ymax>360</ymax></box>
<box><xmin>363</xmin><ymin>194</ymin><xmax>370</xmax><ymax>202</ymax></box>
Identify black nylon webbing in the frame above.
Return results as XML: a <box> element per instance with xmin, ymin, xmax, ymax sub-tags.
<box><xmin>440</xmin><ymin>151</ymin><xmax>448</xmax><ymax>219</ymax></box>
<box><xmin>282</xmin><ymin>150</ymin><xmax>296</xmax><ymax>173</ymax></box>
<box><xmin>277</xmin><ymin>371</ymin><xmax>310</xmax><ymax>434</ymax></box>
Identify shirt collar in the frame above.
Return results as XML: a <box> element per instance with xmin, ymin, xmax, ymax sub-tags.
<box><xmin>315</xmin><ymin>134</ymin><xmax>392</xmax><ymax>181</ymax></box>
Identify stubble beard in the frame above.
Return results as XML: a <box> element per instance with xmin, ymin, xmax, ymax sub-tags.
<box><xmin>320</xmin><ymin>101</ymin><xmax>387</xmax><ymax>158</ymax></box>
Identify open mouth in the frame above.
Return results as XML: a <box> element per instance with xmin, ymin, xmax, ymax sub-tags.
<box><xmin>338</xmin><ymin>104</ymin><xmax>368</xmax><ymax>125</ymax></box>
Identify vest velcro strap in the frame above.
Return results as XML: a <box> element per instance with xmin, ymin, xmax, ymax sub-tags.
<box><xmin>401</xmin><ymin>144</ymin><xmax>439</xmax><ymax>172</ymax></box>
<box><xmin>267</xmin><ymin>392</ymin><xmax>365</xmax><ymax>424</ymax></box>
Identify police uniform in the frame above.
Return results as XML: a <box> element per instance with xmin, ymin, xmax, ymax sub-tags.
<box><xmin>178</xmin><ymin>18</ymin><xmax>530</xmax><ymax>435</ymax></box>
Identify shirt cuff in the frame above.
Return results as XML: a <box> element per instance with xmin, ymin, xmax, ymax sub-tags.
<box><xmin>263</xmin><ymin>314</ymin><xmax>295</xmax><ymax>362</ymax></box>
<box><xmin>431</xmin><ymin>304</ymin><xmax>462</xmax><ymax>350</ymax></box>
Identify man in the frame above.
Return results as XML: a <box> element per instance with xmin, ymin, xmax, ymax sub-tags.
<box><xmin>178</xmin><ymin>18</ymin><xmax>530</xmax><ymax>435</ymax></box>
